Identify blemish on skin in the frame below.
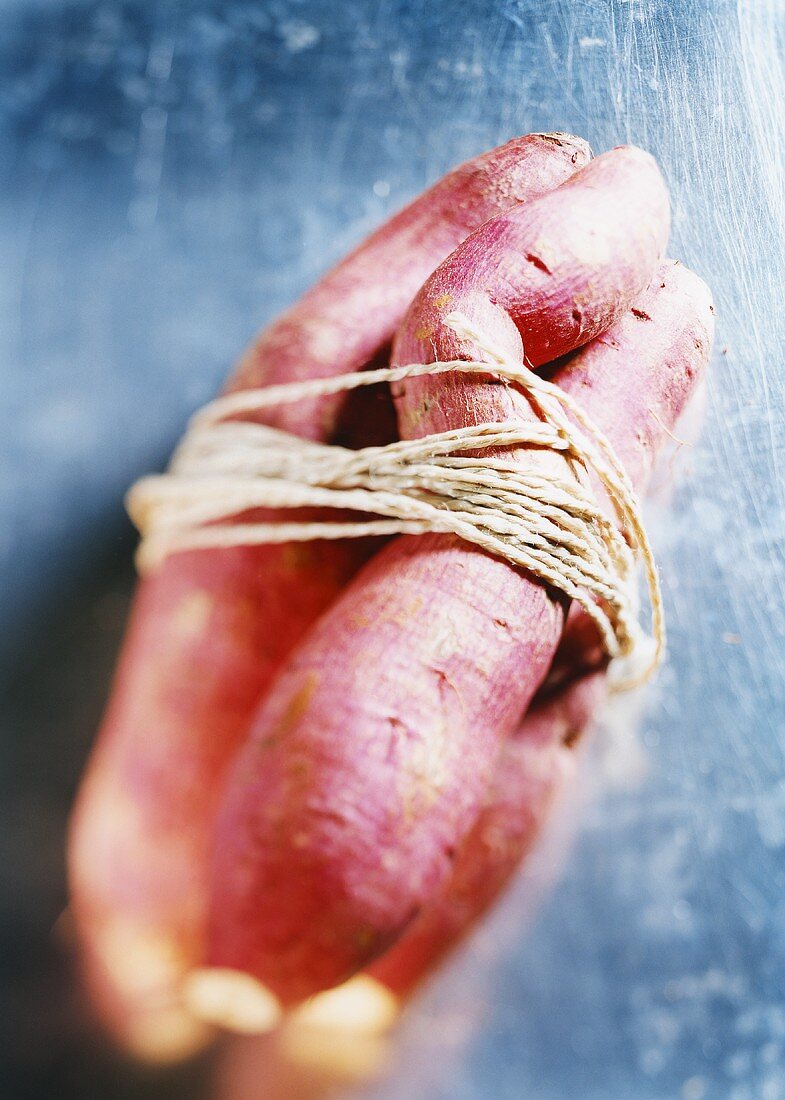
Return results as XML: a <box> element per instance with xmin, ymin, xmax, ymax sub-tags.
<box><xmin>402</xmin><ymin>396</ymin><xmax>435</xmax><ymax>432</ymax></box>
<box><xmin>372</xmin><ymin>596</ymin><xmax>424</xmax><ymax>628</ymax></box>
<box><xmin>433</xmin><ymin>666</ymin><xmax>460</xmax><ymax>706</ymax></box>
<box><xmin>281</xmin><ymin>674</ymin><xmax>319</xmax><ymax>730</ymax></box>
<box><xmin>415</xmin><ymin>325</ymin><xmax>432</xmax><ymax>342</ymax></box>
<box><xmin>282</xmin><ymin>543</ymin><xmax>318</xmax><ymax>572</ymax></box>
<box><xmin>287</xmin><ymin>757</ymin><xmax>312</xmax><ymax>779</ymax></box>
<box><xmin>433</xmin><ymin>293</ymin><xmax>453</xmax><ymax>310</ymax></box>
<box><xmin>260</xmin><ymin>674</ymin><xmax>320</xmax><ymax>750</ymax></box>
<box><xmin>385</xmin><ymin>714</ymin><xmax>417</xmax><ymax>764</ymax></box>
<box><xmin>173</xmin><ymin>591</ymin><xmax>213</xmax><ymax>637</ymax></box>
<box><xmin>535</xmin><ymin>133</ymin><xmax>566</xmax><ymax>146</ymax></box>
<box><xmin>405</xmin><ymin>757</ymin><xmax>446</xmax><ymax>813</ymax></box>
<box><xmin>562</xmin><ymin>724</ymin><xmax>584</xmax><ymax>748</ymax></box>
<box><xmin>631</xmin><ymin>308</ymin><xmax>652</xmax><ymax>321</ymax></box>
<box><xmin>525</xmin><ymin>252</ymin><xmax>551</xmax><ymax>275</ymax></box>
<box><xmin>355</xmin><ymin>926</ymin><xmax>381</xmax><ymax>951</ymax></box>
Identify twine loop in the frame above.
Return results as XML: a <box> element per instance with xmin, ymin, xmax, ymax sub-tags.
<box><xmin>127</xmin><ymin>312</ymin><xmax>664</xmax><ymax>689</ymax></box>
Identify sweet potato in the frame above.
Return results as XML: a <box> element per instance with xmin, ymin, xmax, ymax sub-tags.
<box><xmin>67</xmin><ymin>133</ymin><xmax>591</xmax><ymax>1058</ymax></box>
<box><xmin>208</xmin><ymin>682</ymin><xmax>598</xmax><ymax>1100</ymax></box>
<box><xmin>206</xmin><ymin>264</ymin><xmax>714</xmax><ymax>1037</ymax></box>
<box><xmin>367</xmin><ymin>273</ymin><xmax>714</xmax><ymax>1004</ymax></box>
<box><xmin>205</xmin><ymin>153</ymin><xmax>707</xmax><ymax>1006</ymax></box>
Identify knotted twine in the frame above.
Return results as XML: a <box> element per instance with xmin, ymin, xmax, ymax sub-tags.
<box><xmin>127</xmin><ymin>312</ymin><xmax>664</xmax><ymax>690</ymax></box>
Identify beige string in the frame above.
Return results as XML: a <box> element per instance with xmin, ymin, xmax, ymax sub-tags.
<box><xmin>127</xmin><ymin>312</ymin><xmax>664</xmax><ymax>689</ymax></box>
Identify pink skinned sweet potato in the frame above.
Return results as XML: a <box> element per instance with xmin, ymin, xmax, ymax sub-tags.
<box><xmin>207</xmin><ymin>237</ymin><xmax>714</xmax><ymax>1005</ymax></box>
<box><xmin>366</xmin><ymin>257</ymin><xmax>716</xmax><ymax>1004</ymax></box>
<box><xmin>67</xmin><ymin>133</ymin><xmax>591</xmax><ymax>1059</ymax></box>
<box><xmin>212</xmin><ymin>678</ymin><xmax>601</xmax><ymax>1092</ymax></box>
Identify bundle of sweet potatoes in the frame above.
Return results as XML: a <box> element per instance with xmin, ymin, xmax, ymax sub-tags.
<box><xmin>68</xmin><ymin>134</ymin><xmax>714</xmax><ymax>1060</ymax></box>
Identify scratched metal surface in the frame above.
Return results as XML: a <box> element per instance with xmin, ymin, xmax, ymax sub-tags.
<box><xmin>2</xmin><ymin>1</ymin><xmax>784</xmax><ymax>1098</ymax></box>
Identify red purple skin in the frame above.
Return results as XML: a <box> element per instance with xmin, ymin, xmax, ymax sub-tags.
<box><xmin>207</xmin><ymin>151</ymin><xmax>716</xmax><ymax>1003</ymax></box>
<box><xmin>67</xmin><ymin>134</ymin><xmax>590</xmax><ymax>1046</ymax></box>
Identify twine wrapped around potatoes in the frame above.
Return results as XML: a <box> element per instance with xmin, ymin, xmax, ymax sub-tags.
<box><xmin>128</xmin><ymin>312</ymin><xmax>664</xmax><ymax>689</ymax></box>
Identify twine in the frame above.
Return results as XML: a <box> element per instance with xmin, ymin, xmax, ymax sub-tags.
<box><xmin>127</xmin><ymin>312</ymin><xmax>664</xmax><ymax>689</ymax></box>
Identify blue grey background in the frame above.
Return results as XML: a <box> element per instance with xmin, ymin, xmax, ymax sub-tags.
<box><xmin>2</xmin><ymin>1</ymin><xmax>784</xmax><ymax>1097</ymax></box>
